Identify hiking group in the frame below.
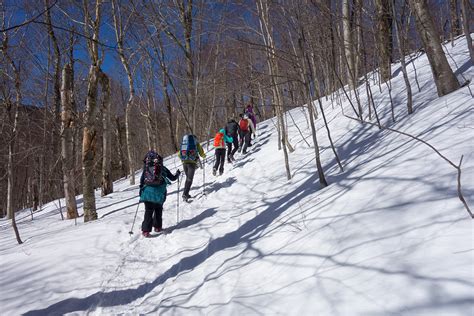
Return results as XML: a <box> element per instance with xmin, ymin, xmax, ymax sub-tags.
<box><xmin>137</xmin><ymin>105</ymin><xmax>257</xmax><ymax>237</ymax></box>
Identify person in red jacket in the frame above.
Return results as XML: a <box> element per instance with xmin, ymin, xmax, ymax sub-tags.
<box><xmin>213</xmin><ymin>128</ymin><xmax>233</xmax><ymax>176</ymax></box>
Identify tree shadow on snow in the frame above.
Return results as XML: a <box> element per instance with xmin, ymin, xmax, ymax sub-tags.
<box><xmin>23</xmin><ymin>174</ymin><xmax>324</xmax><ymax>315</ymax></box>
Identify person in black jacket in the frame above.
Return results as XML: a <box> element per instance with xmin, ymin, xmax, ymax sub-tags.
<box><xmin>225</xmin><ymin>118</ymin><xmax>240</xmax><ymax>162</ymax></box>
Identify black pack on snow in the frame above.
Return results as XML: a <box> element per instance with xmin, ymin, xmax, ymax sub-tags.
<box><xmin>143</xmin><ymin>150</ymin><xmax>164</xmax><ymax>186</ymax></box>
<box><xmin>180</xmin><ymin>134</ymin><xmax>198</xmax><ymax>161</ymax></box>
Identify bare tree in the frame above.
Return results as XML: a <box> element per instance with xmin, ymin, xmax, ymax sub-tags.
<box><xmin>111</xmin><ymin>0</ymin><xmax>137</xmax><ymax>185</ymax></box>
<box><xmin>392</xmin><ymin>0</ymin><xmax>413</xmax><ymax>114</ymax></box>
<box><xmin>460</xmin><ymin>0</ymin><xmax>473</xmax><ymax>62</ymax></box>
<box><xmin>82</xmin><ymin>0</ymin><xmax>103</xmax><ymax>222</ymax></box>
<box><xmin>409</xmin><ymin>0</ymin><xmax>460</xmax><ymax>96</ymax></box>
<box><xmin>60</xmin><ymin>63</ymin><xmax>78</xmax><ymax>218</ymax></box>
<box><xmin>342</xmin><ymin>0</ymin><xmax>356</xmax><ymax>90</ymax></box>
<box><xmin>1</xmin><ymin>14</ymin><xmax>23</xmax><ymax>243</ymax></box>
<box><xmin>375</xmin><ymin>0</ymin><xmax>393</xmax><ymax>83</ymax></box>
<box><xmin>257</xmin><ymin>0</ymin><xmax>291</xmax><ymax>180</ymax></box>
<box><xmin>100</xmin><ymin>70</ymin><xmax>113</xmax><ymax>196</ymax></box>
<box><xmin>450</xmin><ymin>0</ymin><xmax>461</xmax><ymax>44</ymax></box>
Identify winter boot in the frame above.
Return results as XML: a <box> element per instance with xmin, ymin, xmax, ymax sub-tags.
<box><xmin>142</xmin><ymin>231</ymin><xmax>150</xmax><ymax>238</ymax></box>
<box><xmin>212</xmin><ymin>168</ymin><xmax>217</xmax><ymax>176</ymax></box>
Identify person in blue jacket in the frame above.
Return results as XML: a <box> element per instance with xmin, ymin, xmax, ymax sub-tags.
<box><xmin>139</xmin><ymin>151</ymin><xmax>180</xmax><ymax>237</ymax></box>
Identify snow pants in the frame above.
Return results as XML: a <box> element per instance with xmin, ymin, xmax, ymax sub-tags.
<box><xmin>142</xmin><ymin>201</ymin><xmax>163</xmax><ymax>232</ymax></box>
<box><xmin>239</xmin><ymin>130</ymin><xmax>251</xmax><ymax>154</ymax></box>
<box><xmin>183</xmin><ymin>162</ymin><xmax>196</xmax><ymax>198</ymax></box>
<box><xmin>226</xmin><ymin>135</ymin><xmax>239</xmax><ymax>160</ymax></box>
<box><xmin>214</xmin><ymin>148</ymin><xmax>226</xmax><ymax>174</ymax></box>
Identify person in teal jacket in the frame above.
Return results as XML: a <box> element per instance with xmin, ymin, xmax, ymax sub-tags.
<box><xmin>213</xmin><ymin>128</ymin><xmax>233</xmax><ymax>176</ymax></box>
<box><xmin>139</xmin><ymin>151</ymin><xmax>180</xmax><ymax>237</ymax></box>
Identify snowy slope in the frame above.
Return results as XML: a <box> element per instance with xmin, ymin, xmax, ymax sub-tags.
<box><xmin>1</xmin><ymin>36</ymin><xmax>473</xmax><ymax>316</ymax></box>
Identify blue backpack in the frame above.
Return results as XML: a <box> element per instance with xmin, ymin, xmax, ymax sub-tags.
<box><xmin>180</xmin><ymin>134</ymin><xmax>198</xmax><ymax>161</ymax></box>
<box><xmin>143</xmin><ymin>150</ymin><xmax>164</xmax><ymax>186</ymax></box>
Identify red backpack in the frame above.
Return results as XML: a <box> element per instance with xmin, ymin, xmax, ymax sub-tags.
<box><xmin>214</xmin><ymin>132</ymin><xmax>224</xmax><ymax>148</ymax></box>
<box><xmin>239</xmin><ymin>119</ymin><xmax>249</xmax><ymax>131</ymax></box>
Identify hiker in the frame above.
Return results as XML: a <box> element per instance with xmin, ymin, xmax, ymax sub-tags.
<box><xmin>178</xmin><ymin>134</ymin><xmax>206</xmax><ymax>202</ymax></box>
<box><xmin>139</xmin><ymin>150</ymin><xmax>180</xmax><ymax>237</ymax></box>
<box><xmin>238</xmin><ymin>113</ymin><xmax>255</xmax><ymax>154</ymax></box>
<box><xmin>225</xmin><ymin>118</ymin><xmax>240</xmax><ymax>163</ymax></box>
<box><xmin>245</xmin><ymin>104</ymin><xmax>257</xmax><ymax>129</ymax></box>
<box><xmin>213</xmin><ymin>128</ymin><xmax>233</xmax><ymax>176</ymax></box>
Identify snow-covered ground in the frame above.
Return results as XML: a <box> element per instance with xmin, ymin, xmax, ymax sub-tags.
<box><xmin>1</xmin><ymin>36</ymin><xmax>473</xmax><ymax>315</ymax></box>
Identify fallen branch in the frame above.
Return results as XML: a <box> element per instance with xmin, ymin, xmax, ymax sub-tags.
<box><xmin>345</xmin><ymin>114</ymin><xmax>473</xmax><ymax>219</ymax></box>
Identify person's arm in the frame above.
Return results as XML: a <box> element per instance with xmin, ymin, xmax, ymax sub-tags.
<box><xmin>249</xmin><ymin>119</ymin><xmax>255</xmax><ymax>134</ymax></box>
<box><xmin>164</xmin><ymin>166</ymin><xmax>180</xmax><ymax>181</ymax></box>
<box><xmin>225</xmin><ymin>133</ymin><xmax>233</xmax><ymax>143</ymax></box>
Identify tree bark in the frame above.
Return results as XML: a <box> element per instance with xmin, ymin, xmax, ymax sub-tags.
<box><xmin>342</xmin><ymin>0</ymin><xmax>356</xmax><ymax>89</ymax></box>
<box><xmin>112</xmin><ymin>0</ymin><xmax>136</xmax><ymax>185</ymax></box>
<box><xmin>460</xmin><ymin>0</ymin><xmax>474</xmax><ymax>62</ymax></box>
<box><xmin>375</xmin><ymin>0</ymin><xmax>393</xmax><ymax>83</ymax></box>
<box><xmin>82</xmin><ymin>0</ymin><xmax>103</xmax><ymax>222</ymax></box>
<box><xmin>60</xmin><ymin>64</ymin><xmax>78</xmax><ymax>218</ymax></box>
<box><xmin>450</xmin><ymin>0</ymin><xmax>461</xmax><ymax>44</ymax></box>
<box><xmin>409</xmin><ymin>0</ymin><xmax>460</xmax><ymax>96</ymax></box>
<box><xmin>257</xmin><ymin>0</ymin><xmax>291</xmax><ymax>180</ymax></box>
<box><xmin>392</xmin><ymin>0</ymin><xmax>413</xmax><ymax>114</ymax></box>
<box><xmin>100</xmin><ymin>71</ymin><xmax>113</xmax><ymax>196</ymax></box>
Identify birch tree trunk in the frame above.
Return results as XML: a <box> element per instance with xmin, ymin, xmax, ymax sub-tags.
<box><xmin>257</xmin><ymin>0</ymin><xmax>291</xmax><ymax>180</ymax></box>
<box><xmin>100</xmin><ymin>71</ymin><xmax>113</xmax><ymax>196</ymax></box>
<box><xmin>177</xmin><ymin>0</ymin><xmax>196</xmax><ymax>132</ymax></box>
<box><xmin>112</xmin><ymin>0</ymin><xmax>136</xmax><ymax>185</ymax></box>
<box><xmin>392</xmin><ymin>0</ymin><xmax>413</xmax><ymax>114</ymax></box>
<box><xmin>82</xmin><ymin>0</ymin><xmax>103</xmax><ymax>222</ymax></box>
<box><xmin>342</xmin><ymin>0</ymin><xmax>356</xmax><ymax>89</ymax></box>
<box><xmin>409</xmin><ymin>0</ymin><xmax>460</xmax><ymax>96</ymax></box>
<box><xmin>60</xmin><ymin>64</ymin><xmax>78</xmax><ymax>218</ymax></box>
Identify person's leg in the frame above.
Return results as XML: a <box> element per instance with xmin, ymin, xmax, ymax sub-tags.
<box><xmin>152</xmin><ymin>203</ymin><xmax>164</xmax><ymax>231</ymax></box>
<box><xmin>213</xmin><ymin>150</ymin><xmax>219</xmax><ymax>175</ymax></box>
<box><xmin>242</xmin><ymin>131</ymin><xmax>249</xmax><ymax>153</ymax></box>
<box><xmin>183</xmin><ymin>163</ymin><xmax>195</xmax><ymax>197</ymax></box>
<box><xmin>218</xmin><ymin>149</ymin><xmax>225</xmax><ymax>174</ymax></box>
<box><xmin>226</xmin><ymin>142</ymin><xmax>233</xmax><ymax>162</ymax></box>
<box><xmin>231</xmin><ymin>136</ymin><xmax>239</xmax><ymax>158</ymax></box>
<box><xmin>238</xmin><ymin>131</ymin><xmax>244</xmax><ymax>153</ymax></box>
<box><xmin>141</xmin><ymin>202</ymin><xmax>154</xmax><ymax>234</ymax></box>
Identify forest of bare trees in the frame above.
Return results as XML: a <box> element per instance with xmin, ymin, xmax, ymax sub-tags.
<box><xmin>1</xmin><ymin>0</ymin><xmax>471</xmax><ymax>243</ymax></box>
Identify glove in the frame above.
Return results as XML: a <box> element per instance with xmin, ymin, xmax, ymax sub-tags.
<box><xmin>139</xmin><ymin>185</ymin><xmax>144</xmax><ymax>196</ymax></box>
<box><xmin>175</xmin><ymin>169</ymin><xmax>181</xmax><ymax>177</ymax></box>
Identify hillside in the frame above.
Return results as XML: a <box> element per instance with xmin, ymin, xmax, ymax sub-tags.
<box><xmin>1</xmin><ymin>36</ymin><xmax>473</xmax><ymax>315</ymax></box>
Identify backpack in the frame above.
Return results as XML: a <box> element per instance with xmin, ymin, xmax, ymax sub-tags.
<box><xmin>143</xmin><ymin>150</ymin><xmax>164</xmax><ymax>186</ymax></box>
<box><xmin>214</xmin><ymin>131</ymin><xmax>224</xmax><ymax>148</ymax></box>
<box><xmin>239</xmin><ymin>118</ymin><xmax>249</xmax><ymax>131</ymax></box>
<box><xmin>180</xmin><ymin>134</ymin><xmax>198</xmax><ymax>161</ymax></box>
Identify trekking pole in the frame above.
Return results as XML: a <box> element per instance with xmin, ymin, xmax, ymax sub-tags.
<box><xmin>177</xmin><ymin>174</ymin><xmax>182</xmax><ymax>224</ymax></box>
<box><xmin>203</xmin><ymin>157</ymin><xmax>206</xmax><ymax>196</ymax></box>
<box><xmin>128</xmin><ymin>202</ymin><xmax>140</xmax><ymax>235</ymax></box>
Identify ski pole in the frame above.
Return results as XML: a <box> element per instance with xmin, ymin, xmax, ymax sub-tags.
<box><xmin>177</xmin><ymin>174</ymin><xmax>182</xmax><ymax>224</ymax></box>
<box><xmin>129</xmin><ymin>202</ymin><xmax>140</xmax><ymax>235</ymax></box>
<box><xmin>203</xmin><ymin>157</ymin><xmax>206</xmax><ymax>196</ymax></box>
